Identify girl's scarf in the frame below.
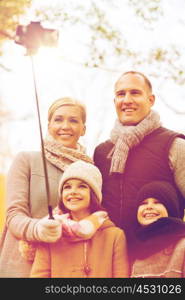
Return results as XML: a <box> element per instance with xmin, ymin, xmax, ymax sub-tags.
<box><xmin>44</xmin><ymin>133</ymin><xmax>93</xmax><ymax>171</ymax></box>
<box><xmin>108</xmin><ymin>110</ymin><xmax>161</xmax><ymax>174</ymax></box>
<box><xmin>131</xmin><ymin>217</ymin><xmax>185</xmax><ymax>259</ymax></box>
<box><xmin>18</xmin><ymin>211</ymin><xmax>108</xmax><ymax>261</ymax></box>
<box><xmin>56</xmin><ymin>211</ymin><xmax>108</xmax><ymax>241</ymax></box>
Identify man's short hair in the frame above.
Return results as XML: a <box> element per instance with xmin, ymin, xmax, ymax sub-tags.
<box><xmin>115</xmin><ymin>71</ymin><xmax>153</xmax><ymax>93</ymax></box>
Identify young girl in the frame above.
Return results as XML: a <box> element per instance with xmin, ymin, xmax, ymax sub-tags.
<box><xmin>130</xmin><ymin>181</ymin><xmax>185</xmax><ymax>278</ymax></box>
<box><xmin>0</xmin><ymin>97</ymin><xmax>93</xmax><ymax>277</ymax></box>
<box><xmin>30</xmin><ymin>160</ymin><xmax>129</xmax><ymax>278</ymax></box>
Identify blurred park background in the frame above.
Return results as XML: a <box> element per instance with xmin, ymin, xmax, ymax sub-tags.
<box><xmin>0</xmin><ymin>0</ymin><xmax>185</xmax><ymax>232</ymax></box>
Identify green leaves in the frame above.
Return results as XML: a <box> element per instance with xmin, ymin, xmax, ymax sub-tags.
<box><xmin>0</xmin><ymin>0</ymin><xmax>31</xmax><ymax>44</ymax></box>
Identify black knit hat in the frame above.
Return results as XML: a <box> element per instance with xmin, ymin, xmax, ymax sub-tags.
<box><xmin>137</xmin><ymin>181</ymin><xmax>181</xmax><ymax>218</ymax></box>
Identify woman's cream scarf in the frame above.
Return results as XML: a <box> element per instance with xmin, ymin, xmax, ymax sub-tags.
<box><xmin>109</xmin><ymin>110</ymin><xmax>161</xmax><ymax>174</ymax></box>
<box><xmin>44</xmin><ymin>133</ymin><xmax>93</xmax><ymax>171</ymax></box>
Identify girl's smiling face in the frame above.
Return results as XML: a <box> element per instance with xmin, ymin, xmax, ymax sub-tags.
<box><xmin>137</xmin><ymin>198</ymin><xmax>168</xmax><ymax>226</ymax></box>
<box><xmin>62</xmin><ymin>179</ymin><xmax>91</xmax><ymax>220</ymax></box>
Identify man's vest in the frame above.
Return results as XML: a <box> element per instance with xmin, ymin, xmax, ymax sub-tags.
<box><xmin>94</xmin><ymin>127</ymin><xmax>185</xmax><ymax>236</ymax></box>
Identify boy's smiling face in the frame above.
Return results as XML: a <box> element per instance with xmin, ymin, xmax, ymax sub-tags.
<box><xmin>137</xmin><ymin>198</ymin><xmax>168</xmax><ymax>226</ymax></box>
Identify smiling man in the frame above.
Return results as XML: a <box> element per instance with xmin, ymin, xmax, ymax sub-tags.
<box><xmin>93</xmin><ymin>71</ymin><xmax>185</xmax><ymax>251</ymax></box>
<box><xmin>114</xmin><ymin>71</ymin><xmax>155</xmax><ymax>126</ymax></box>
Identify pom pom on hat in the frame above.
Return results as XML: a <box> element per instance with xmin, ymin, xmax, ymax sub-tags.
<box><xmin>137</xmin><ymin>181</ymin><xmax>181</xmax><ymax>218</ymax></box>
<box><xmin>58</xmin><ymin>161</ymin><xmax>103</xmax><ymax>203</ymax></box>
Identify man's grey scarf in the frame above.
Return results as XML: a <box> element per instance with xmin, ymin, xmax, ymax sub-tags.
<box><xmin>108</xmin><ymin>110</ymin><xmax>161</xmax><ymax>174</ymax></box>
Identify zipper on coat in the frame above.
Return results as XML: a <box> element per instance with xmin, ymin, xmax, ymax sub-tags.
<box><xmin>119</xmin><ymin>175</ymin><xmax>124</xmax><ymax>226</ymax></box>
<box><xmin>83</xmin><ymin>241</ymin><xmax>91</xmax><ymax>276</ymax></box>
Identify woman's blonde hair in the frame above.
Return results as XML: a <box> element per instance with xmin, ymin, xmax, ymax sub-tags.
<box><xmin>48</xmin><ymin>97</ymin><xmax>86</xmax><ymax>123</ymax></box>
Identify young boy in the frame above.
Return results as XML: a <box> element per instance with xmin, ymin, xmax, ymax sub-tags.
<box><xmin>131</xmin><ymin>181</ymin><xmax>185</xmax><ymax>278</ymax></box>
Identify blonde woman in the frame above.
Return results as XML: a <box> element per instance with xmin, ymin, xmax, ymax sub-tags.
<box><xmin>0</xmin><ymin>97</ymin><xmax>93</xmax><ymax>277</ymax></box>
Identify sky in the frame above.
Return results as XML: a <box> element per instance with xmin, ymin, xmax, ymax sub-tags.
<box><xmin>1</xmin><ymin>0</ymin><xmax>185</xmax><ymax>173</ymax></box>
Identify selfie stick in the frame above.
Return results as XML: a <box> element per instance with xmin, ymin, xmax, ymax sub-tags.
<box><xmin>15</xmin><ymin>22</ymin><xmax>59</xmax><ymax>219</ymax></box>
<box><xmin>30</xmin><ymin>55</ymin><xmax>54</xmax><ymax>219</ymax></box>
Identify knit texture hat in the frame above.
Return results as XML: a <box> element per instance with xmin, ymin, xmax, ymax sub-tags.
<box><xmin>137</xmin><ymin>181</ymin><xmax>181</xmax><ymax>218</ymax></box>
<box><xmin>58</xmin><ymin>161</ymin><xmax>103</xmax><ymax>203</ymax></box>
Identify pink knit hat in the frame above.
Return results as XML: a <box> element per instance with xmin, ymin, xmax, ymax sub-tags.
<box><xmin>58</xmin><ymin>161</ymin><xmax>103</xmax><ymax>203</ymax></box>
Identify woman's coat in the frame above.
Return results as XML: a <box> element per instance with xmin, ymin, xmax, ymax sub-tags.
<box><xmin>0</xmin><ymin>151</ymin><xmax>63</xmax><ymax>277</ymax></box>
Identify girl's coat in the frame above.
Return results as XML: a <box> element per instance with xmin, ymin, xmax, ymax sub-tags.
<box><xmin>30</xmin><ymin>219</ymin><xmax>129</xmax><ymax>278</ymax></box>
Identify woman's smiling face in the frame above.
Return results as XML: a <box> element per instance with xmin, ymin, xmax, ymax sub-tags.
<box><xmin>137</xmin><ymin>198</ymin><xmax>168</xmax><ymax>226</ymax></box>
<box><xmin>48</xmin><ymin>105</ymin><xmax>85</xmax><ymax>149</ymax></box>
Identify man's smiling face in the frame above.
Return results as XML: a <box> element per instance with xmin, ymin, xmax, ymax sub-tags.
<box><xmin>114</xmin><ymin>73</ymin><xmax>155</xmax><ymax>125</ymax></box>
